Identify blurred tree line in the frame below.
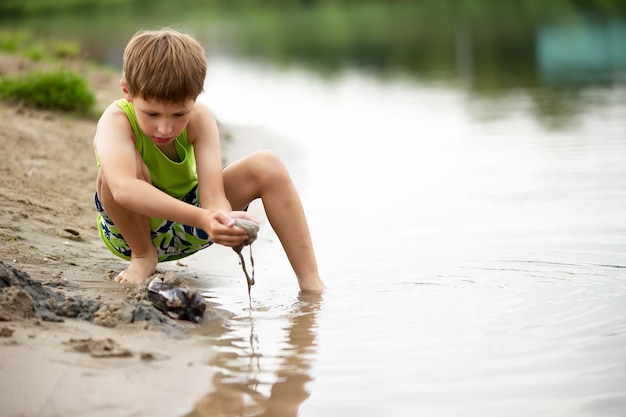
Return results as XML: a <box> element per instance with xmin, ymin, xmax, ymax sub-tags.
<box><xmin>2</xmin><ymin>0</ymin><xmax>624</xmax><ymax>94</ymax></box>
<box><xmin>2</xmin><ymin>0</ymin><xmax>626</xmax><ymax>17</ymax></box>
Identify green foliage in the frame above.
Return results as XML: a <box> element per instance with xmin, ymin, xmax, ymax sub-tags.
<box><xmin>0</xmin><ymin>31</ymin><xmax>31</xmax><ymax>53</ymax></box>
<box><xmin>0</xmin><ymin>0</ymin><xmax>125</xmax><ymax>16</ymax></box>
<box><xmin>0</xmin><ymin>30</ymin><xmax>83</xmax><ymax>62</ymax></box>
<box><xmin>52</xmin><ymin>41</ymin><xmax>81</xmax><ymax>59</ymax></box>
<box><xmin>1</xmin><ymin>0</ymin><xmax>625</xmax><ymax>18</ymax></box>
<box><xmin>22</xmin><ymin>43</ymin><xmax>46</xmax><ymax>61</ymax></box>
<box><xmin>0</xmin><ymin>70</ymin><xmax>95</xmax><ymax>114</ymax></box>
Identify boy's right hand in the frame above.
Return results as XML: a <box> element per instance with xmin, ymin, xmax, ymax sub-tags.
<box><xmin>204</xmin><ymin>210</ymin><xmax>259</xmax><ymax>248</ymax></box>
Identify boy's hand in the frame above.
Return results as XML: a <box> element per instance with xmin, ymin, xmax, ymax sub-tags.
<box><xmin>204</xmin><ymin>210</ymin><xmax>259</xmax><ymax>247</ymax></box>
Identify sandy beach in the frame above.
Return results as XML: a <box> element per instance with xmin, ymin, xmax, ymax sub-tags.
<box><xmin>0</xmin><ymin>52</ymin><xmax>240</xmax><ymax>416</ymax></box>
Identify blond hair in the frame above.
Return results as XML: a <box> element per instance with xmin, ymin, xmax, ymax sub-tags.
<box><xmin>122</xmin><ymin>28</ymin><xmax>207</xmax><ymax>103</ymax></box>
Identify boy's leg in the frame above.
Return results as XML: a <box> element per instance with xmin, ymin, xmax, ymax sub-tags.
<box><xmin>96</xmin><ymin>152</ymin><xmax>157</xmax><ymax>284</ymax></box>
<box><xmin>223</xmin><ymin>150</ymin><xmax>326</xmax><ymax>292</ymax></box>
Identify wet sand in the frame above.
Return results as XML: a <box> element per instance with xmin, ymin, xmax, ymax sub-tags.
<box><xmin>0</xmin><ymin>52</ymin><xmax>244</xmax><ymax>416</ymax></box>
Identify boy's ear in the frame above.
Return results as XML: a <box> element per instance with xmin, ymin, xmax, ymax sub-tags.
<box><xmin>120</xmin><ymin>80</ymin><xmax>133</xmax><ymax>102</ymax></box>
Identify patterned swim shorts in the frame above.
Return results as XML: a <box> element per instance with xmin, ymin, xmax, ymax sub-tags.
<box><xmin>94</xmin><ymin>185</ymin><xmax>214</xmax><ymax>262</ymax></box>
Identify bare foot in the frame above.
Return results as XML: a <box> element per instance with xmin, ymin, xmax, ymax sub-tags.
<box><xmin>114</xmin><ymin>254</ymin><xmax>157</xmax><ymax>284</ymax></box>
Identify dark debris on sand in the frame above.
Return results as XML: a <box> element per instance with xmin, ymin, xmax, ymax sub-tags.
<box><xmin>0</xmin><ymin>260</ymin><xmax>183</xmax><ymax>335</ymax></box>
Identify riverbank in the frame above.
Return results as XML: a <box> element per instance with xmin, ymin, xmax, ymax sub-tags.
<box><xmin>0</xmin><ymin>52</ymin><xmax>237</xmax><ymax>416</ymax></box>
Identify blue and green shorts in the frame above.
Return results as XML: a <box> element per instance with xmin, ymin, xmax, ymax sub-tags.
<box><xmin>94</xmin><ymin>185</ymin><xmax>214</xmax><ymax>262</ymax></box>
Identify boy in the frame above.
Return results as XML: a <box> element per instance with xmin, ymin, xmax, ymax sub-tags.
<box><xmin>93</xmin><ymin>28</ymin><xmax>326</xmax><ymax>292</ymax></box>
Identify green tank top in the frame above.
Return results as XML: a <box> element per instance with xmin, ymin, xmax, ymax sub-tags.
<box><xmin>114</xmin><ymin>98</ymin><xmax>198</xmax><ymax>199</ymax></box>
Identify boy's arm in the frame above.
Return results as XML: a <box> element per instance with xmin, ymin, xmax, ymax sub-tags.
<box><xmin>187</xmin><ymin>102</ymin><xmax>233</xmax><ymax>212</ymax></box>
<box><xmin>94</xmin><ymin>104</ymin><xmax>242</xmax><ymax>243</ymax></box>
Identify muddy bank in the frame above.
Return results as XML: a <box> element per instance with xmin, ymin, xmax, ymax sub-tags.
<box><xmin>0</xmin><ymin>260</ymin><xmax>188</xmax><ymax>335</ymax></box>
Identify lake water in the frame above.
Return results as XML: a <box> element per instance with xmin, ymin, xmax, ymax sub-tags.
<box><xmin>180</xmin><ymin>57</ymin><xmax>626</xmax><ymax>417</ymax></box>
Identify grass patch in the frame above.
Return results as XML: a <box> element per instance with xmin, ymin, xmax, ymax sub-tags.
<box><xmin>22</xmin><ymin>43</ymin><xmax>46</xmax><ymax>61</ymax></box>
<box><xmin>0</xmin><ymin>70</ymin><xmax>95</xmax><ymax>114</ymax></box>
<box><xmin>0</xmin><ymin>29</ymin><xmax>82</xmax><ymax>60</ymax></box>
<box><xmin>0</xmin><ymin>30</ymin><xmax>31</xmax><ymax>53</ymax></box>
<box><xmin>52</xmin><ymin>41</ymin><xmax>81</xmax><ymax>59</ymax></box>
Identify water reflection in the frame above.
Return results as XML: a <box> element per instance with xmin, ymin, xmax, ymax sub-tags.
<box><xmin>186</xmin><ymin>292</ymin><xmax>322</xmax><ymax>417</ymax></box>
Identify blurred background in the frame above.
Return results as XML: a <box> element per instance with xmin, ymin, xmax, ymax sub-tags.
<box><xmin>2</xmin><ymin>0</ymin><xmax>625</xmax><ymax>126</ymax></box>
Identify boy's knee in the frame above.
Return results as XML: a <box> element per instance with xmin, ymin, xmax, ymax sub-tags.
<box><xmin>253</xmin><ymin>150</ymin><xmax>289</xmax><ymax>181</ymax></box>
<box><xmin>254</xmin><ymin>149</ymin><xmax>281</xmax><ymax>164</ymax></box>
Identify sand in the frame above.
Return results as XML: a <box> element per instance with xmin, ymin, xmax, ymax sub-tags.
<box><xmin>0</xmin><ymin>52</ymin><xmax>243</xmax><ymax>416</ymax></box>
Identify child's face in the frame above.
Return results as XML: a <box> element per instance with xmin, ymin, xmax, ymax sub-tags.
<box><xmin>131</xmin><ymin>96</ymin><xmax>195</xmax><ymax>146</ymax></box>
